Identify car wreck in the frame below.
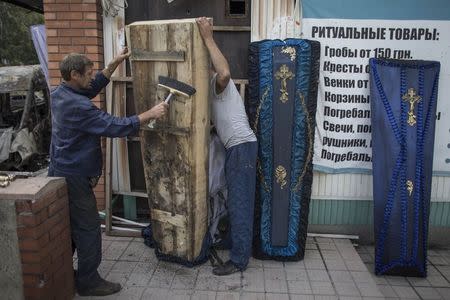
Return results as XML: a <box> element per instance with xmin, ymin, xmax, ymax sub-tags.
<box><xmin>0</xmin><ymin>64</ymin><xmax>50</xmax><ymax>174</ymax></box>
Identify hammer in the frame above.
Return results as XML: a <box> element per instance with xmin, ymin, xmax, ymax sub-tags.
<box><xmin>148</xmin><ymin>76</ymin><xmax>196</xmax><ymax>128</ymax></box>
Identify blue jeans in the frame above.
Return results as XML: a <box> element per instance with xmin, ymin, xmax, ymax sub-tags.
<box><xmin>225</xmin><ymin>141</ymin><xmax>258</xmax><ymax>269</ymax></box>
<box><xmin>48</xmin><ymin>170</ymin><xmax>102</xmax><ymax>290</ymax></box>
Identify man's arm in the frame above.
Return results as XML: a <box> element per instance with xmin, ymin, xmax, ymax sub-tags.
<box><xmin>196</xmin><ymin>17</ymin><xmax>230</xmax><ymax>94</ymax></box>
<box><xmin>74</xmin><ymin>101</ymin><xmax>169</xmax><ymax>137</ymax></box>
<box><xmin>83</xmin><ymin>47</ymin><xmax>131</xmax><ymax>99</ymax></box>
<box><xmin>83</xmin><ymin>72</ymin><xmax>109</xmax><ymax>99</ymax></box>
<box><xmin>137</xmin><ymin>102</ymin><xmax>169</xmax><ymax>125</ymax></box>
<box><xmin>102</xmin><ymin>47</ymin><xmax>131</xmax><ymax>79</ymax></box>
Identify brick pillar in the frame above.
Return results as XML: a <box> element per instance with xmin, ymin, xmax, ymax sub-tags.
<box><xmin>0</xmin><ymin>177</ymin><xmax>74</xmax><ymax>300</ymax></box>
<box><xmin>44</xmin><ymin>0</ymin><xmax>106</xmax><ymax>209</ymax></box>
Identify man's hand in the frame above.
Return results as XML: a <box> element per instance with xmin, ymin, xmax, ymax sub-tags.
<box><xmin>196</xmin><ymin>17</ymin><xmax>213</xmax><ymax>42</ymax></box>
<box><xmin>148</xmin><ymin>102</ymin><xmax>169</xmax><ymax>119</ymax></box>
<box><xmin>195</xmin><ymin>16</ymin><xmax>231</xmax><ymax>94</ymax></box>
<box><xmin>138</xmin><ymin>102</ymin><xmax>169</xmax><ymax>124</ymax></box>
<box><xmin>102</xmin><ymin>47</ymin><xmax>130</xmax><ymax>78</ymax></box>
<box><xmin>114</xmin><ymin>47</ymin><xmax>131</xmax><ymax>64</ymax></box>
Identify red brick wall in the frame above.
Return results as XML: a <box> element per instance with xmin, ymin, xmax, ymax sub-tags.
<box><xmin>44</xmin><ymin>0</ymin><xmax>106</xmax><ymax>209</ymax></box>
<box><xmin>15</xmin><ymin>179</ymin><xmax>74</xmax><ymax>300</ymax></box>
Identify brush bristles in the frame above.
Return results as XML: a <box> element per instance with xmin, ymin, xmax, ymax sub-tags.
<box><xmin>158</xmin><ymin>76</ymin><xmax>196</xmax><ymax>96</ymax></box>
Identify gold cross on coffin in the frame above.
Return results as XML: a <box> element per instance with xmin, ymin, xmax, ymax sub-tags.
<box><xmin>402</xmin><ymin>88</ymin><xmax>421</xmax><ymax>126</ymax></box>
<box><xmin>406</xmin><ymin>180</ymin><xmax>414</xmax><ymax>197</ymax></box>
<box><xmin>275</xmin><ymin>165</ymin><xmax>287</xmax><ymax>189</ymax></box>
<box><xmin>275</xmin><ymin>64</ymin><xmax>295</xmax><ymax>103</ymax></box>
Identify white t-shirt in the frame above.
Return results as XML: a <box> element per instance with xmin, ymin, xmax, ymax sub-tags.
<box><xmin>210</xmin><ymin>74</ymin><xmax>257</xmax><ymax>149</ymax></box>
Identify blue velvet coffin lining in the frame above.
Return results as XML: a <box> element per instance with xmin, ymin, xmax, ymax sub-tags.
<box><xmin>369</xmin><ymin>58</ymin><xmax>440</xmax><ymax>277</ymax></box>
<box><xmin>247</xmin><ymin>39</ymin><xmax>320</xmax><ymax>260</ymax></box>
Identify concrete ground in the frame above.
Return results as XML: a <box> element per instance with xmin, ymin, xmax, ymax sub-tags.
<box><xmin>73</xmin><ymin>234</ymin><xmax>450</xmax><ymax>300</ymax></box>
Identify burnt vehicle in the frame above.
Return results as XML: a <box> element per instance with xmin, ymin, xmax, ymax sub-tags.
<box><xmin>0</xmin><ymin>64</ymin><xmax>50</xmax><ymax>174</ymax></box>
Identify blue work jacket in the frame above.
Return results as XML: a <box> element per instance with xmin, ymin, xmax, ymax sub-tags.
<box><xmin>49</xmin><ymin>72</ymin><xmax>140</xmax><ymax>177</ymax></box>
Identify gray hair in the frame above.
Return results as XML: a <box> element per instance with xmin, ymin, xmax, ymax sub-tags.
<box><xmin>59</xmin><ymin>53</ymin><xmax>93</xmax><ymax>81</ymax></box>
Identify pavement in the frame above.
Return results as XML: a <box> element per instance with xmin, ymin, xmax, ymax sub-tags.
<box><xmin>73</xmin><ymin>234</ymin><xmax>450</xmax><ymax>300</ymax></box>
<box><xmin>356</xmin><ymin>245</ymin><xmax>450</xmax><ymax>300</ymax></box>
<box><xmin>74</xmin><ymin>235</ymin><xmax>385</xmax><ymax>300</ymax></box>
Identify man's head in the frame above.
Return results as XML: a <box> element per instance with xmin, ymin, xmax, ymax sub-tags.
<box><xmin>59</xmin><ymin>53</ymin><xmax>94</xmax><ymax>89</ymax></box>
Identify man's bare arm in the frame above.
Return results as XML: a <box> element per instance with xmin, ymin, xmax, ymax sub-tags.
<box><xmin>196</xmin><ymin>17</ymin><xmax>230</xmax><ymax>94</ymax></box>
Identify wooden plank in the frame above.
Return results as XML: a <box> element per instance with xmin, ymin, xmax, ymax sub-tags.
<box><xmin>113</xmin><ymin>81</ymin><xmax>131</xmax><ymax>192</ymax></box>
<box><xmin>103</xmin><ymin>14</ymin><xmax>114</xmax><ymax>234</ymax></box>
<box><xmin>141</xmin><ymin>124</ymin><xmax>190</xmax><ymax>136</ymax></box>
<box><xmin>129</xmin><ymin>21</ymin><xmax>175</xmax><ymax>255</ymax></box>
<box><xmin>104</xmin><ymin>4</ymin><xmax>132</xmax><ymax>236</ymax></box>
<box><xmin>168</xmin><ymin>21</ymin><xmax>191</xmax><ymax>258</ymax></box>
<box><xmin>131</xmin><ymin>49</ymin><xmax>185</xmax><ymax>62</ymax></box>
<box><xmin>126</xmin><ymin>2</ymin><xmax>250</xmax><ymax>27</ymax></box>
<box><xmin>251</xmin><ymin>0</ymin><xmax>260</xmax><ymax>41</ymax></box>
<box><xmin>151</xmin><ymin>22</ymin><xmax>176</xmax><ymax>254</ymax></box>
<box><xmin>111</xmin><ymin>76</ymin><xmax>133</xmax><ymax>82</ymax></box>
<box><xmin>151</xmin><ymin>209</ymin><xmax>187</xmax><ymax>228</ymax></box>
<box><xmin>189</xmin><ymin>21</ymin><xmax>210</xmax><ymax>260</ymax></box>
<box><xmin>112</xmin><ymin>14</ymin><xmax>131</xmax><ymax>194</ymax></box>
<box><xmin>213</xmin><ymin>25</ymin><xmax>251</xmax><ymax>32</ymax></box>
<box><xmin>127</xmin><ymin>19</ymin><xmax>209</xmax><ymax>261</ymax></box>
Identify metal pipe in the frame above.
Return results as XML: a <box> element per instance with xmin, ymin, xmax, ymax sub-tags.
<box><xmin>307</xmin><ymin>233</ymin><xmax>359</xmax><ymax>240</ymax></box>
<box><xmin>100</xmin><ymin>224</ymin><xmax>141</xmax><ymax>232</ymax></box>
<box><xmin>112</xmin><ymin>220</ymin><xmax>149</xmax><ymax>227</ymax></box>
<box><xmin>98</xmin><ymin>211</ymin><xmax>148</xmax><ymax>227</ymax></box>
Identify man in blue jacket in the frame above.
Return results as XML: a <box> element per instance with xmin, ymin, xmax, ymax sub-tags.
<box><xmin>49</xmin><ymin>48</ymin><xmax>168</xmax><ymax>296</ymax></box>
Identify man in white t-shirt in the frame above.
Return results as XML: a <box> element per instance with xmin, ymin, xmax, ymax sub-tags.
<box><xmin>197</xmin><ymin>17</ymin><xmax>258</xmax><ymax>276</ymax></box>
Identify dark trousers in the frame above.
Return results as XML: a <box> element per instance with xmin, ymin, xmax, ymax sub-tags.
<box><xmin>49</xmin><ymin>170</ymin><xmax>102</xmax><ymax>290</ymax></box>
<box><xmin>225</xmin><ymin>141</ymin><xmax>258</xmax><ymax>269</ymax></box>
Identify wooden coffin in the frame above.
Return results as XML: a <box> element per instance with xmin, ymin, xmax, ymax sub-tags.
<box><xmin>127</xmin><ymin>19</ymin><xmax>210</xmax><ymax>261</ymax></box>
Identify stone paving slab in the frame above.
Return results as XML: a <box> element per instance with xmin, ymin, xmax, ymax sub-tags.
<box><xmin>356</xmin><ymin>244</ymin><xmax>450</xmax><ymax>300</ymax></box>
<box><xmin>74</xmin><ymin>235</ymin><xmax>387</xmax><ymax>300</ymax></box>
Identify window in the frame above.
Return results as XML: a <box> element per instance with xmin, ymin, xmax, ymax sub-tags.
<box><xmin>226</xmin><ymin>0</ymin><xmax>247</xmax><ymax>18</ymax></box>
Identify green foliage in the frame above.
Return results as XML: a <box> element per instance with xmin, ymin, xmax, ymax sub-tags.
<box><xmin>0</xmin><ymin>2</ymin><xmax>44</xmax><ymax>66</ymax></box>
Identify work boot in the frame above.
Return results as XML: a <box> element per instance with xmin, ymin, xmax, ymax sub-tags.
<box><xmin>212</xmin><ymin>260</ymin><xmax>241</xmax><ymax>276</ymax></box>
<box><xmin>77</xmin><ymin>278</ymin><xmax>121</xmax><ymax>296</ymax></box>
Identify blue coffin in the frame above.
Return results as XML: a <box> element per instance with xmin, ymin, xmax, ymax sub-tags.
<box><xmin>370</xmin><ymin>58</ymin><xmax>440</xmax><ymax>277</ymax></box>
<box><xmin>247</xmin><ymin>39</ymin><xmax>320</xmax><ymax>260</ymax></box>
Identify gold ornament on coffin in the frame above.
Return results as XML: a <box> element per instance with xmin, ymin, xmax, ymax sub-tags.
<box><xmin>406</xmin><ymin>180</ymin><xmax>414</xmax><ymax>197</ymax></box>
<box><xmin>281</xmin><ymin>46</ymin><xmax>297</xmax><ymax>61</ymax></box>
<box><xmin>275</xmin><ymin>165</ymin><xmax>287</xmax><ymax>189</ymax></box>
<box><xmin>402</xmin><ymin>88</ymin><xmax>421</xmax><ymax>126</ymax></box>
<box><xmin>275</xmin><ymin>64</ymin><xmax>295</xmax><ymax>103</ymax></box>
